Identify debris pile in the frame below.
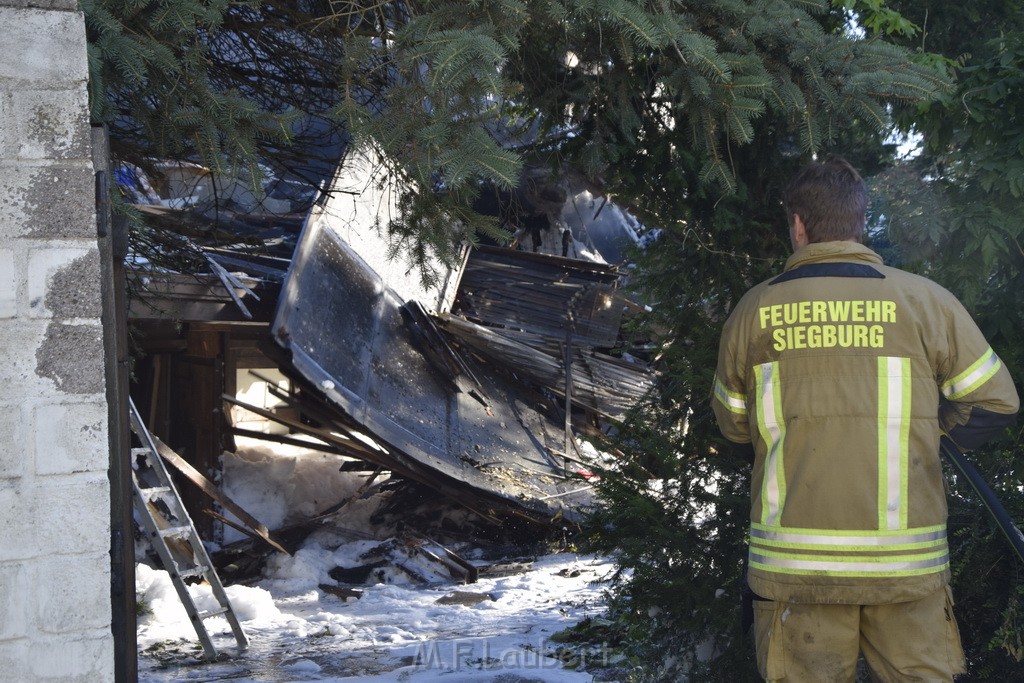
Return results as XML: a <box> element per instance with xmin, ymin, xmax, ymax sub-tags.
<box><xmin>125</xmin><ymin>150</ymin><xmax>654</xmax><ymax>580</ymax></box>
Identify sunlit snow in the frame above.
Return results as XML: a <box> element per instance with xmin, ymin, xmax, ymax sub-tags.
<box><xmin>136</xmin><ymin>437</ymin><xmax>619</xmax><ymax>682</ymax></box>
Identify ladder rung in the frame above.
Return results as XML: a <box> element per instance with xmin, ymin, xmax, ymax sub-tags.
<box><xmin>196</xmin><ymin>607</ymin><xmax>229</xmax><ymax>620</ymax></box>
<box><xmin>138</xmin><ymin>486</ymin><xmax>171</xmax><ymax>501</ymax></box>
<box><xmin>177</xmin><ymin>565</ymin><xmax>208</xmax><ymax>579</ymax></box>
<box><xmin>158</xmin><ymin>525</ymin><xmax>192</xmax><ymax>540</ymax></box>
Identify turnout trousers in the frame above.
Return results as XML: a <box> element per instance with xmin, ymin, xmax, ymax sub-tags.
<box><xmin>753</xmin><ymin>586</ymin><xmax>966</xmax><ymax>682</ymax></box>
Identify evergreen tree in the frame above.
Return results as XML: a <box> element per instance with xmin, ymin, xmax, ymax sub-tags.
<box><xmin>865</xmin><ymin>2</ymin><xmax>1024</xmax><ymax>676</ymax></box>
<box><xmin>560</xmin><ymin>3</ymin><xmax>964</xmax><ymax>678</ymax></box>
<box><xmin>581</xmin><ymin>3</ymin><xmax>1024</xmax><ymax>676</ymax></box>
<box><xmin>336</xmin><ymin>0</ymin><xmax>948</xmax><ymax>269</ymax></box>
<box><xmin>82</xmin><ymin>0</ymin><xmax>349</xmax><ymax>268</ymax></box>
<box><xmin>83</xmin><ymin>0</ymin><xmax>307</xmax><ymax>185</ymax></box>
<box><xmin>85</xmin><ymin>0</ymin><xmax>946</xmax><ymax>269</ymax></box>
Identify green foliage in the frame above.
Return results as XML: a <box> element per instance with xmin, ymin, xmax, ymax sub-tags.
<box><xmin>871</xmin><ymin>15</ymin><xmax>1024</xmax><ymax>671</ymax></box>
<box><xmin>512</xmin><ymin>0</ymin><xmax>943</xmax><ymax>183</ymax></box>
<box><xmin>877</xmin><ymin>4</ymin><xmax>1024</xmax><ymax>369</ymax></box>
<box><xmin>87</xmin><ymin>0</ymin><xmax>948</xmax><ymax>272</ymax></box>
<box><xmin>82</xmin><ymin>0</ymin><xmax>297</xmax><ymax>181</ymax></box>
<box><xmin>585</xmin><ymin>401</ymin><xmax>759</xmax><ymax>680</ymax></box>
<box><xmin>582</xmin><ymin>160</ymin><xmax>791</xmax><ymax>677</ymax></box>
<box><xmin>833</xmin><ymin>0</ymin><xmax>920</xmax><ymax>37</ymax></box>
<box><xmin>570</xmin><ymin>5</ymin><xmax>955</xmax><ymax>676</ymax></box>
<box><xmin>943</xmin><ymin>436</ymin><xmax>1024</xmax><ymax>678</ymax></box>
<box><xmin>330</xmin><ymin>0</ymin><xmax>529</xmax><ymax>262</ymax></box>
<box><xmin>331</xmin><ymin>0</ymin><xmax>949</xmax><ymax>269</ymax></box>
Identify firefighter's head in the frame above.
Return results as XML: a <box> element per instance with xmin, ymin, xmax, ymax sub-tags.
<box><xmin>782</xmin><ymin>157</ymin><xmax>867</xmax><ymax>249</ymax></box>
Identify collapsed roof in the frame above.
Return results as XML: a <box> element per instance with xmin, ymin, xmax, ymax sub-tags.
<box><xmin>127</xmin><ymin>149</ymin><xmax>654</xmax><ymax>532</ymax></box>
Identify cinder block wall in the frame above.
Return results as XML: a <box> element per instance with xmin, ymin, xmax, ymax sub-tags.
<box><xmin>0</xmin><ymin>1</ymin><xmax>115</xmax><ymax>680</ymax></box>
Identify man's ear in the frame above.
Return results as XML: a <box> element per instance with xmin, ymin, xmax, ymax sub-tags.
<box><xmin>790</xmin><ymin>213</ymin><xmax>808</xmax><ymax>250</ymax></box>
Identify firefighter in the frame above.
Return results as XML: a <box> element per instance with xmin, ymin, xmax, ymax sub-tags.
<box><xmin>712</xmin><ymin>157</ymin><xmax>1019</xmax><ymax>681</ymax></box>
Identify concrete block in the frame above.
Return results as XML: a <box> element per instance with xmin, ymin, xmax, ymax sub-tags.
<box><xmin>48</xmin><ymin>248</ymin><xmax>102</xmax><ymax>320</ymax></box>
<box><xmin>33</xmin><ymin>554</ymin><xmax>111</xmax><ymax>633</ymax></box>
<box><xmin>12</xmin><ymin>87</ymin><xmax>91</xmax><ymax>161</ymax></box>
<box><xmin>0</xmin><ymin>562</ymin><xmax>28</xmax><ymax>639</ymax></box>
<box><xmin>0</xmin><ymin>478</ymin><xmax>109</xmax><ymax>561</ymax></box>
<box><xmin>0</xmin><ymin>90</ymin><xmax>14</xmax><ymax>158</ymax></box>
<box><xmin>0</xmin><ymin>163</ymin><xmax>96</xmax><ymax>241</ymax></box>
<box><xmin>0</xmin><ymin>1</ymin><xmax>79</xmax><ymax>10</ymax></box>
<box><xmin>0</xmin><ymin>319</ymin><xmax>51</xmax><ymax>397</ymax></box>
<box><xmin>34</xmin><ymin>401</ymin><xmax>107</xmax><ymax>475</ymax></box>
<box><xmin>0</xmin><ymin>247</ymin><xmax>17</xmax><ymax>318</ymax></box>
<box><xmin>0</xmin><ymin>7</ymin><xmax>89</xmax><ymax>83</ymax></box>
<box><xmin>0</xmin><ymin>486</ymin><xmax>35</xmax><ymax>561</ymax></box>
<box><xmin>27</xmin><ymin>246</ymin><xmax>100</xmax><ymax>320</ymax></box>
<box><xmin>0</xmin><ymin>640</ymin><xmax>29</xmax><ymax>682</ymax></box>
<box><xmin>33</xmin><ymin>478</ymin><xmax>110</xmax><ymax>556</ymax></box>
<box><xmin>0</xmin><ymin>403</ymin><xmax>25</xmax><ymax>479</ymax></box>
<box><xmin>35</xmin><ymin>321</ymin><xmax>105</xmax><ymax>395</ymax></box>
<box><xmin>0</xmin><ymin>319</ymin><xmax>105</xmax><ymax>397</ymax></box>
<box><xmin>28</xmin><ymin>633</ymin><xmax>114</xmax><ymax>682</ymax></box>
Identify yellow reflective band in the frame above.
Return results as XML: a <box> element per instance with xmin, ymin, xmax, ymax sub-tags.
<box><xmin>752</xmin><ymin>537</ymin><xmax>945</xmax><ymax>552</ymax></box>
<box><xmin>750</xmin><ymin>547</ymin><xmax>949</xmax><ymax>576</ymax></box>
<box><xmin>943</xmin><ymin>348</ymin><xmax>1001</xmax><ymax>400</ymax></box>
<box><xmin>751</xmin><ymin>525</ymin><xmax>946</xmax><ymax>549</ymax></box>
<box><xmin>714</xmin><ymin>376</ymin><xmax>747</xmax><ymax>415</ymax></box>
<box><xmin>749</xmin><ymin>564</ymin><xmax>949</xmax><ymax>578</ymax></box>
<box><xmin>755</xmin><ymin>362</ymin><xmax>786</xmax><ymax>526</ymax></box>
<box><xmin>751</xmin><ymin>521</ymin><xmax>946</xmax><ymax>537</ymax></box>
<box><xmin>749</xmin><ymin>523</ymin><xmax>949</xmax><ymax>577</ymax></box>
<box><xmin>877</xmin><ymin>357</ymin><xmax>912</xmax><ymax>530</ymax></box>
<box><xmin>753</xmin><ymin>546</ymin><xmax>948</xmax><ymax>564</ymax></box>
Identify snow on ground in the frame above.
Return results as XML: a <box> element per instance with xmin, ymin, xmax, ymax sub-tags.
<box><xmin>136</xmin><ymin>548</ymin><xmax>615</xmax><ymax>682</ymax></box>
<box><xmin>137</xmin><ymin>436</ymin><xmax>621</xmax><ymax>682</ymax></box>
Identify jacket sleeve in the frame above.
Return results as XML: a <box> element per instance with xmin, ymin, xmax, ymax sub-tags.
<box><xmin>713</xmin><ymin>311</ymin><xmax>753</xmax><ymax>446</ymax></box>
<box><xmin>937</xmin><ymin>295</ymin><xmax>1019</xmax><ymax>450</ymax></box>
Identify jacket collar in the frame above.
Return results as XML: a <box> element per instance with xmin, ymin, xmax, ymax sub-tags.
<box><xmin>784</xmin><ymin>241</ymin><xmax>883</xmax><ymax>272</ymax></box>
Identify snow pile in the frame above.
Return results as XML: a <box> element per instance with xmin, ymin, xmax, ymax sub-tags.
<box><xmin>138</xmin><ymin>436</ymin><xmax>621</xmax><ymax>682</ymax></box>
<box><xmin>220</xmin><ymin>437</ymin><xmax>384</xmax><ymax>544</ymax></box>
<box><xmin>136</xmin><ymin>563</ymin><xmax>292</xmax><ymax>644</ymax></box>
<box><xmin>137</xmin><ymin>545</ymin><xmax>616</xmax><ymax>682</ymax></box>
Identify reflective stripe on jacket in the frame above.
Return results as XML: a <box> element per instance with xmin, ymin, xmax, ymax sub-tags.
<box><xmin>713</xmin><ymin>241</ymin><xmax>1019</xmax><ymax>605</ymax></box>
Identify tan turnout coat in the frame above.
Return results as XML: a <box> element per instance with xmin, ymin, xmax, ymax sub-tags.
<box><xmin>713</xmin><ymin>241</ymin><xmax>1019</xmax><ymax>604</ymax></box>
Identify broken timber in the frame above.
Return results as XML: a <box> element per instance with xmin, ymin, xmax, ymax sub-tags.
<box><xmin>146</xmin><ymin>430</ymin><xmax>289</xmax><ymax>555</ymax></box>
<box><xmin>455</xmin><ymin>245</ymin><xmax>626</xmax><ymax>348</ymax></box>
<box><xmin>449</xmin><ymin>246</ymin><xmax>654</xmax><ymax>420</ymax></box>
<box><xmin>437</xmin><ymin>313</ymin><xmax>653</xmax><ymax>421</ymax></box>
<box><xmin>269</xmin><ymin>159</ymin><xmax>604</xmax><ymax>525</ymax></box>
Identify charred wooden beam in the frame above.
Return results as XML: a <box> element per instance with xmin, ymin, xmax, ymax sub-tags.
<box><xmin>222</xmin><ymin>394</ymin><xmax>388</xmax><ymax>463</ymax></box>
<box><xmin>148</xmin><ymin>433</ymin><xmax>290</xmax><ymax>554</ymax></box>
<box><xmin>437</xmin><ymin>315</ymin><xmax>654</xmax><ymax>420</ymax></box>
<box><xmin>455</xmin><ymin>246</ymin><xmax>625</xmax><ymax>348</ymax></box>
<box><xmin>400</xmin><ymin>300</ymin><xmax>489</xmax><ymax>406</ymax></box>
<box><xmin>229</xmin><ymin>427</ymin><xmax>355</xmax><ymax>457</ymax></box>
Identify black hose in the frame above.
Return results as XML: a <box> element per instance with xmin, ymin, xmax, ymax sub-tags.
<box><xmin>939</xmin><ymin>435</ymin><xmax>1024</xmax><ymax>564</ymax></box>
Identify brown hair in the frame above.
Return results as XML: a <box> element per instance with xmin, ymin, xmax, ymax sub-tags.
<box><xmin>782</xmin><ymin>157</ymin><xmax>867</xmax><ymax>243</ymax></box>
